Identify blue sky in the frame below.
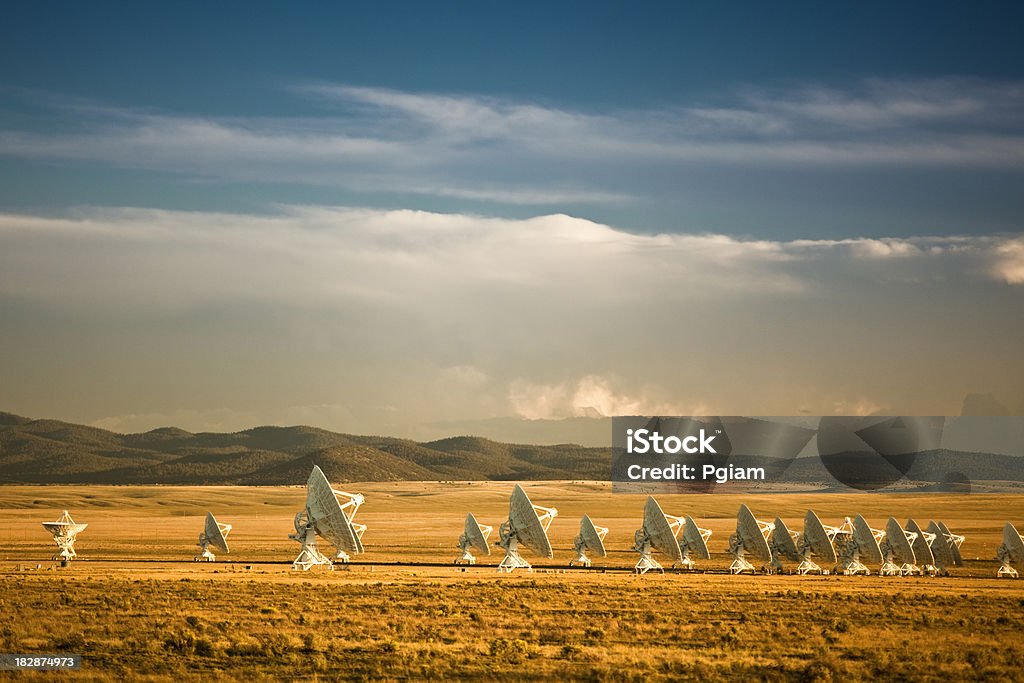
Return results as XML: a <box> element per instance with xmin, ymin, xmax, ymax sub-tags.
<box><xmin>0</xmin><ymin>3</ymin><xmax>1022</xmax><ymax>437</ymax></box>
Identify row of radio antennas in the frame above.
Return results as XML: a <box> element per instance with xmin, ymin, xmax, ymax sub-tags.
<box><xmin>728</xmin><ymin>505</ymin><xmax>965</xmax><ymax>576</ymax></box>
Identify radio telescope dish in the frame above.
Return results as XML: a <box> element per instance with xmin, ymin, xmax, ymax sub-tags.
<box><xmin>926</xmin><ymin>520</ymin><xmax>964</xmax><ymax>573</ymax></box>
<box><xmin>290</xmin><ymin>465</ymin><xmax>366</xmax><ymax>570</ymax></box>
<box><xmin>905</xmin><ymin>518</ymin><xmax>936</xmax><ymax>575</ymax></box>
<box><xmin>41</xmin><ymin>510</ymin><xmax>87</xmax><ymax>561</ymax></box>
<box><xmin>496</xmin><ymin>484</ymin><xmax>557</xmax><ymax>573</ymax></box>
<box><xmin>936</xmin><ymin>521</ymin><xmax>964</xmax><ymax>567</ymax></box>
<box><xmin>196</xmin><ymin>512</ymin><xmax>232</xmax><ymax>562</ymax></box>
<box><xmin>679</xmin><ymin>516</ymin><xmax>712</xmax><ymax>569</ymax></box>
<box><xmin>997</xmin><ymin>522</ymin><xmax>1024</xmax><ymax>578</ymax></box>
<box><xmin>879</xmin><ymin>517</ymin><xmax>919</xmax><ymax>576</ymax></box>
<box><xmin>456</xmin><ymin>512</ymin><xmax>492</xmax><ymax>565</ymax></box>
<box><xmin>728</xmin><ymin>504</ymin><xmax>773</xmax><ymax>574</ymax></box>
<box><xmin>795</xmin><ymin>510</ymin><xmax>838</xmax><ymax>575</ymax></box>
<box><xmin>768</xmin><ymin>516</ymin><xmax>801</xmax><ymax>573</ymax></box>
<box><xmin>633</xmin><ymin>496</ymin><xmax>683</xmax><ymax>574</ymax></box>
<box><xmin>834</xmin><ymin>515</ymin><xmax>883</xmax><ymax>575</ymax></box>
<box><xmin>571</xmin><ymin>515</ymin><xmax>608</xmax><ymax>567</ymax></box>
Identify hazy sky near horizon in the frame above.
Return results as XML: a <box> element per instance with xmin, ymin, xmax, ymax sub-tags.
<box><xmin>1</xmin><ymin>3</ymin><xmax>1022</xmax><ymax>437</ymax></box>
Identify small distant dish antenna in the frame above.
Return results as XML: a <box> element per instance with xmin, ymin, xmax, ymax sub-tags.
<box><xmin>42</xmin><ymin>510</ymin><xmax>87</xmax><ymax>561</ymax></box>
<box><xmin>290</xmin><ymin>465</ymin><xmax>366</xmax><ymax>571</ymax></box>
<box><xmin>456</xmin><ymin>512</ymin><xmax>492</xmax><ymax>565</ymax></box>
<box><xmin>905</xmin><ymin>518</ymin><xmax>937</xmax><ymax>575</ymax></box>
<box><xmin>679</xmin><ymin>515</ymin><xmax>712</xmax><ymax>569</ymax></box>
<box><xmin>926</xmin><ymin>520</ymin><xmax>964</xmax><ymax>574</ymax></box>
<box><xmin>835</xmin><ymin>514</ymin><xmax>883</xmax><ymax>575</ymax></box>
<box><xmin>496</xmin><ymin>484</ymin><xmax>557</xmax><ymax>573</ymax></box>
<box><xmin>196</xmin><ymin>512</ymin><xmax>232</xmax><ymax>562</ymax></box>
<box><xmin>996</xmin><ymin>522</ymin><xmax>1024</xmax><ymax>578</ymax></box>
<box><xmin>633</xmin><ymin>496</ymin><xmax>683</xmax><ymax>574</ymax></box>
<box><xmin>570</xmin><ymin>515</ymin><xmax>608</xmax><ymax>567</ymax></box>
<box><xmin>727</xmin><ymin>504</ymin><xmax>773</xmax><ymax>574</ymax></box>
<box><xmin>879</xmin><ymin>517</ymin><xmax>919</xmax><ymax>576</ymax></box>
<box><xmin>794</xmin><ymin>510</ymin><xmax>839</xmax><ymax>575</ymax></box>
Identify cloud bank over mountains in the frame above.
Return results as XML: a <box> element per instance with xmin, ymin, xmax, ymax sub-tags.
<box><xmin>1</xmin><ymin>205</ymin><xmax>1020</xmax><ymax>434</ymax></box>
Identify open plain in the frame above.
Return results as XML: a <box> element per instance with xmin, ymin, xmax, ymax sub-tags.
<box><xmin>1</xmin><ymin>482</ymin><xmax>1023</xmax><ymax>680</ymax></box>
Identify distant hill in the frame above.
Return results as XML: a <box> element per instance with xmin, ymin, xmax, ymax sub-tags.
<box><xmin>0</xmin><ymin>412</ymin><xmax>610</xmax><ymax>484</ymax></box>
<box><xmin>2</xmin><ymin>411</ymin><xmax>1021</xmax><ymax>487</ymax></box>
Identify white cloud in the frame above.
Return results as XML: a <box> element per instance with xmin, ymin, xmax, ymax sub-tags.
<box><xmin>1</xmin><ymin>205</ymin><xmax>1021</xmax><ymax>430</ymax></box>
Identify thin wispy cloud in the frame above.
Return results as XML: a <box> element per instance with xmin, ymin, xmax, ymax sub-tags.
<box><xmin>3</xmin><ymin>78</ymin><xmax>1024</xmax><ymax>212</ymax></box>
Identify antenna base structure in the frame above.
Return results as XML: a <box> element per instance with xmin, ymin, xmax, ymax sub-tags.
<box><xmin>497</xmin><ymin>531</ymin><xmax>532</xmax><ymax>573</ymax></box>
<box><xmin>632</xmin><ymin>536</ymin><xmax>664</xmax><ymax>574</ymax></box>
<box><xmin>42</xmin><ymin>510</ymin><xmax>87</xmax><ymax>562</ymax></box>
<box><xmin>289</xmin><ymin>510</ymin><xmax>333</xmax><ymax>571</ymax></box>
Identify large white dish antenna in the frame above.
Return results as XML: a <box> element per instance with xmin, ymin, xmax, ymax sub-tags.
<box><xmin>571</xmin><ymin>514</ymin><xmax>608</xmax><ymax>567</ymax></box>
<box><xmin>936</xmin><ymin>521</ymin><xmax>964</xmax><ymax>567</ymax></box>
<box><xmin>834</xmin><ymin>514</ymin><xmax>883</xmax><ymax>575</ymax></box>
<box><xmin>997</xmin><ymin>522</ymin><xmax>1024</xmax><ymax>578</ymax></box>
<box><xmin>728</xmin><ymin>504</ymin><xmax>773</xmax><ymax>574</ymax></box>
<box><xmin>680</xmin><ymin>515</ymin><xmax>712</xmax><ymax>568</ymax></box>
<box><xmin>307</xmin><ymin>465</ymin><xmax>365</xmax><ymax>558</ymax></box>
<box><xmin>196</xmin><ymin>512</ymin><xmax>232</xmax><ymax>562</ymax></box>
<box><xmin>456</xmin><ymin>512</ymin><xmax>492</xmax><ymax>565</ymax></box>
<box><xmin>633</xmin><ymin>496</ymin><xmax>684</xmax><ymax>574</ymax></box>
<box><xmin>879</xmin><ymin>517</ymin><xmax>918</xmax><ymax>576</ymax></box>
<box><xmin>803</xmin><ymin>510</ymin><xmax>838</xmax><ymax>565</ymax></box>
<box><xmin>42</xmin><ymin>510</ymin><xmax>87</xmax><ymax>562</ymax></box>
<box><xmin>905</xmin><ymin>518</ymin><xmax>936</xmax><ymax>575</ymax></box>
<box><xmin>768</xmin><ymin>516</ymin><xmax>801</xmax><ymax>572</ymax></box>
<box><xmin>852</xmin><ymin>515</ymin><xmax>883</xmax><ymax>564</ymax></box>
<box><xmin>496</xmin><ymin>484</ymin><xmax>557</xmax><ymax>573</ymax></box>
<box><xmin>290</xmin><ymin>465</ymin><xmax>366</xmax><ymax>570</ymax></box>
<box><xmin>926</xmin><ymin>520</ymin><xmax>964</xmax><ymax>572</ymax></box>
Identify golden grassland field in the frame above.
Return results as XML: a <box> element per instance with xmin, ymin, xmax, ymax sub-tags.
<box><xmin>1</xmin><ymin>482</ymin><xmax>1023</xmax><ymax>680</ymax></box>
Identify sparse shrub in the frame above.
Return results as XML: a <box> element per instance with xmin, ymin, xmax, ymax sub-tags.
<box><xmin>488</xmin><ymin>638</ymin><xmax>537</xmax><ymax>664</ymax></box>
<box><xmin>560</xmin><ymin>643</ymin><xmax>584</xmax><ymax>660</ymax></box>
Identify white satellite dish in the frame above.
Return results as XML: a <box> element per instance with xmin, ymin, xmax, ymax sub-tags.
<box><xmin>41</xmin><ymin>510</ymin><xmax>87</xmax><ymax>562</ymax></box>
<box><xmin>879</xmin><ymin>517</ymin><xmax>919</xmax><ymax>576</ymax></box>
<box><xmin>905</xmin><ymin>518</ymin><xmax>937</xmax><ymax>575</ymax></box>
<box><xmin>289</xmin><ymin>465</ymin><xmax>366</xmax><ymax>571</ymax></box>
<box><xmin>456</xmin><ymin>512</ymin><xmax>492</xmax><ymax>565</ymax></box>
<box><xmin>570</xmin><ymin>514</ymin><xmax>608</xmax><ymax>567</ymax></box>
<box><xmin>679</xmin><ymin>515</ymin><xmax>712</xmax><ymax>570</ymax></box>
<box><xmin>727</xmin><ymin>504</ymin><xmax>773</xmax><ymax>574</ymax></box>
<box><xmin>935</xmin><ymin>521</ymin><xmax>964</xmax><ymax>567</ymax></box>
<box><xmin>997</xmin><ymin>522</ymin><xmax>1024</xmax><ymax>578</ymax></box>
<box><xmin>633</xmin><ymin>496</ymin><xmax>683</xmax><ymax>574</ymax></box>
<box><xmin>767</xmin><ymin>516</ymin><xmax>801</xmax><ymax>573</ymax></box>
<box><xmin>926</xmin><ymin>520</ymin><xmax>964</xmax><ymax>573</ymax></box>
<box><xmin>835</xmin><ymin>514</ymin><xmax>884</xmax><ymax>575</ymax></box>
<box><xmin>196</xmin><ymin>512</ymin><xmax>232</xmax><ymax>562</ymax></box>
<box><xmin>496</xmin><ymin>484</ymin><xmax>557</xmax><ymax>573</ymax></box>
<box><xmin>794</xmin><ymin>510</ymin><xmax>839</xmax><ymax>575</ymax></box>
